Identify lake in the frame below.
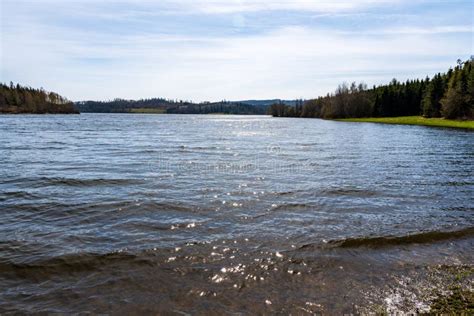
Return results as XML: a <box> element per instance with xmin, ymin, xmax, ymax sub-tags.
<box><xmin>0</xmin><ymin>114</ymin><xmax>473</xmax><ymax>313</ymax></box>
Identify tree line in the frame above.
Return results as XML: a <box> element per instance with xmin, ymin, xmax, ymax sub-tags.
<box><xmin>75</xmin><ymin>98</ymin><xmax>267</xmax><ymax>115</ymax></box>
<box><xmin>166</xmin><ymin>101</ymin><xmax>266</xmax><ymax>114</ymax></box>
<box><xmin>270</xmin><ymin>59</ymin><xmax>474</xmax><ymax>120</ymax></box>
<box><xmin>0</xmin><ymin>82</ymin><xmax>77</xmax><ymax>114</ymax></box>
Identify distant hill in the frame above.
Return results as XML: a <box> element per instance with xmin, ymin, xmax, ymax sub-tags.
<box><xmin>0</xmin><ymin>83</ymin><xmax>78</xmax><ymax>114</ymax></box>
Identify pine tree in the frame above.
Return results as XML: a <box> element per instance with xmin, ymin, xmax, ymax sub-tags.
<box><xmin>422</xmin><ymin>74</ymin><xmax>445</xmax><ymax>117</ymax></box>
<box><xmin>466</xmin><ymin>60</ymin><xmax>474</xmax><ymax>118</ymax></box>
<box><xmin>441</xmin><ymin>67</ymin><xmax>468</xmax><ymax>119</ymax></box>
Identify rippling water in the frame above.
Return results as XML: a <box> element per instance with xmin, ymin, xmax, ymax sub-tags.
<box><xmin>0</xmin><ymin>114</ymin><xmax>473</xmax><ymax>313</ymax></box>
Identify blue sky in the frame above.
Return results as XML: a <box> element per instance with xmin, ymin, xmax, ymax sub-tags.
<box><xmin>1</xmin><ymin>0</ymin><xmax>472</xmax><ymax>102</ymax></box>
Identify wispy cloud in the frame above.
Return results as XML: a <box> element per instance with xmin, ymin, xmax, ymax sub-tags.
<box><xmin>368</xmin><ymin>25</ymin><xmax>473</xmax><ymax>35</ymax></box>
<box><xmin>162</xmin><ymin>0</ymin><xmax>407</xmax><ymax>14</ymax></box>
<box><xmin>0</xmin><ymin>0</ymin><xmax>472</xmax><ymax>101</ymax></box>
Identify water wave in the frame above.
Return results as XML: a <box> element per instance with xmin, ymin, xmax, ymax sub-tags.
<box><xmin>331</xmin><ymin>227</ymin><xmax>474</xmax><ymax>248</ymax></box>
<box><xmin>0</xmin><ymin>191</ymin><xmax>40</xmax><ymax>201</ymax></box>
<box><xmin>0</xmin><ymin>251</ymin><xmax>156</xmax><ymax>277</ymax></box>
<box><xmin>2</xmin><ymin>177</ymin><xmax>144</xmax><ymax>188</ymax></box>
<box><xmin>322</xmin><ymin>188</ymin><xmax>379</xmax><ymax>197</ymax></box>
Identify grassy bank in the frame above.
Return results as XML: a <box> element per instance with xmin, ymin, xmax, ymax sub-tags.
<box><xmin>336</xmin><ymin>116</ymin><xmax>474</xmax><ymax>129</ymax></box>
<box><xmin>129</xmin><ymin>108</ymin><xmax>166</xmax><ymax>114</ymax></box>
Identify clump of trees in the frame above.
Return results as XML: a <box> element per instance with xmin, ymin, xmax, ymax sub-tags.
<box><xmin>270</xmin><ymin>59</ymin><xmax>474</xmax><ymax>120</ymax></box>
<box><xmin>0</xmin><ymin>82</ymin><xmax>77</xmax><ymax>114</ymax></box>
<box><xmin>438</xmin><ymin>60</ymin><xmax>474</xmax><ymax>119</ymax></box>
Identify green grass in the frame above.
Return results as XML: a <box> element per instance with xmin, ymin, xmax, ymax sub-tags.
<box><xmin>429</xmin><ymin>287</ymin><xmax>474</xmax><ymax>314</ymax></box>
<box><xmin>336</xmin><ymin>116</ymin><xmax>474</xmax><ymax>129</ymax></box>
<box><xmin>129</xmin><ymin>108</ymin><xmax>166</xmax><ymax>114</ymax></box>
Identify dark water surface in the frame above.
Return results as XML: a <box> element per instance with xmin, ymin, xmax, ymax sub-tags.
<box><xmin>0</xmin><ymin>114</ymin><xmax>473</xmax><ymax>313</ymax></box>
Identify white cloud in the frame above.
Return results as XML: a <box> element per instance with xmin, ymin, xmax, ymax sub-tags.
<box><xmin>1</xmin><ymin>0</ymin><xmax>471</xmax><ymax>101</ymax></box>
<box><xmin>1</xmin><ymin>0</ymin><xmax>409</xmax><ymax>18</ymax></box>
<box><xmin>3</xmin><ymin>21</ymin><xmax>469</xmax><ymax>101</ymax></box>
<box><xmin>156</xmin><ymin>0</ymin><xmax>408</xmax><ymax>14</ymax></box>
<box><xmin>369</xmin><ymin>25</ymin><xmax>473</xmax><ymax>35</ymax></box>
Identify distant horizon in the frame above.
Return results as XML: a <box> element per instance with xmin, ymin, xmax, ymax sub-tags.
<box><xmin>1</xmin><ymin>0</ymin><xmax>472</xmax><ymax>102</ymax></box>
<box><xmin>4</xmin><ymin>60</ymin><xmax>470</xmax><ymax>104</ymax></box>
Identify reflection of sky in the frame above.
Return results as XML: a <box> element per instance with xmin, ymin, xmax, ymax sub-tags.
<box><xmin>1</xmin><ymin>0</ymin><xmax>472</xmax><ymax>101</ymax></box>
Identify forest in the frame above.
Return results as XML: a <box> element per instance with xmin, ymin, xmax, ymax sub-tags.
<box><xmin>0</xmin><ymin>83</ymin><xmax>78</xmax><ymax>114</ymax></box>
<box><xmin>75</xmin><ymin>99</ymin><xmax>267</xmax><ymax>114</ymax></box>
<box><xmin>270</xmin><ymin>59</ymin><xmax>474</xmax><ymax>120</ymax></box>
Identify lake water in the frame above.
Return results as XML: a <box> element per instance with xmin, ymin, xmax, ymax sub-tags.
<box><xmin>0</xmin><ymin>114</ymin><xmax>473</xmax><ymax>313</ymax></box>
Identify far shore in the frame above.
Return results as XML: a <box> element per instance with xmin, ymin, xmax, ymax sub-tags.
<box><xmin>335</xmin><ymin>116</ymin><xmax>474</xmax><ymax>130</ymax></box>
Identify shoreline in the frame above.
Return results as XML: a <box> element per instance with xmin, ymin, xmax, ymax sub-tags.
<box><xmin>335</xmin><ymin>116</ymin><xmax>474</xmax><ymax>130</ymax></box>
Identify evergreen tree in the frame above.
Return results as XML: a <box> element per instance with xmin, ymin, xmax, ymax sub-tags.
<box><xmin>441</xmin><ymin>68</ymin><xmax>465</xmax><ymax>119</ymax></box>
<box><xmin>422</xmin><ymin>74</ymin><xmax>445</xmax><ymax>117</ymax></box>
